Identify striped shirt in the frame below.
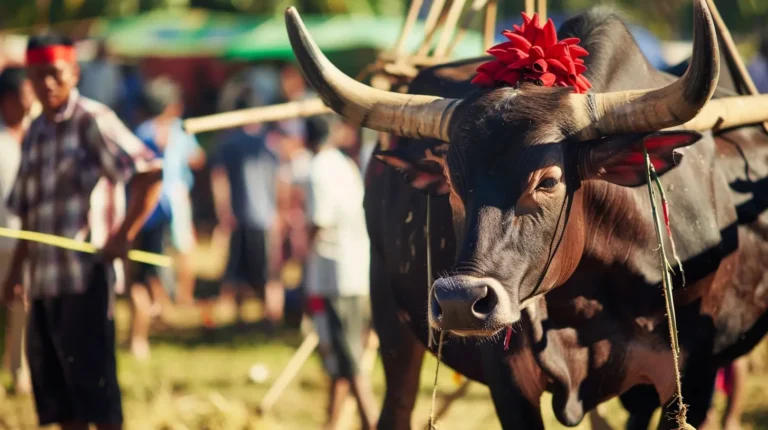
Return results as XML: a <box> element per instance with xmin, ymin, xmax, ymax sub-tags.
<box><xmin>7</xmin><ymin>89</ymin><xmax>161</xmax><ymax>299</ymax></box>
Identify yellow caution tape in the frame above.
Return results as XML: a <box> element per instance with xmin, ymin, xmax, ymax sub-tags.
<box><xmin>0</xmin><ymin>227</ymin><xmax>172</xmax><ymax>267</ymax></box>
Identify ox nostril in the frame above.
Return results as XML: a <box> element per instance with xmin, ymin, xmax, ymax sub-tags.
<box><xmin>431</xmin><ymin>289</ymin><xmax>443</xmax><ymax>321</ymax></box>
<box><xmin>472</xmin><ymin>285</ymin><xmax>497</xmax><ymax>317</ymax></box>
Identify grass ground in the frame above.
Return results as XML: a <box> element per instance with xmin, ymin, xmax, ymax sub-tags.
<box><xmin>0</xmin><ymin>296</ymin><xmax>767</xmax><ymax>430</ymax></box>
<box><xmin>1</xmin><ymin>233</ymin><xmax>767</xmax><ymax>429</ymax></box>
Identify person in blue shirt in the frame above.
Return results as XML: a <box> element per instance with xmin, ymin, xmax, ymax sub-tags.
<box><xmin>748</xmin><ymin>29</ymin><xmax>768</xmax><ymax>94</ymax></box>
<box><xmin>210</xmin><ymin>85</ymin><xmax>314</xmax><ymax>331</ymax></box>
<box><xmin>129</xmin><ymin>76</ymin><xmax>205</xmax><ymax>359</ymax></box>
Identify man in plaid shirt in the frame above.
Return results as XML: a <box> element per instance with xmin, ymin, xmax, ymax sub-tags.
<box><xmin>1</xmin><ymin>34</ymin><xmax>162</xmax><ymax>430</ymax></box>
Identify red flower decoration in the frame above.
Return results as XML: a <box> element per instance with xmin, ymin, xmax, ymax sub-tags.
<box><xmin>472</xmin><ymin>12</ymin><xmax>592</xmax><ymax>94</ymax></box>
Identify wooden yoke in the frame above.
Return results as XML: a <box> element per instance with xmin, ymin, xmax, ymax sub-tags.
<box><xmin>704</xmin><ymin>0</ymin><xmax>768</xmax><ymax>133</ymax></box>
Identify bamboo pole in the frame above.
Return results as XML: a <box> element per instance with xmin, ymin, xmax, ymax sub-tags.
<box><xmin>525</xmin><ymin>0</ymin><xmax>534</xmax><ymax>16</ymax></box>
<box><xmin>434</xmin><ymin>0</ymin><xmax>468</xmax><ymax>58</ymax></box>
<box><xmin>257</xmin><ymin>331</ymin><xmax>320</xmax><ymax>415</ymax></box>
<box><xmin>537</xmin><ymin>0</ymin><xmax>547</xmax><ymax>22</ymax></box>
<box><xmin>393</xmin><ymin>0</ymin><xmax>426</xmax><ymax>58</ymax></box>
<box><xmin>704</xmin><ymin>0</ymin><xmax>768</xmax><ymax>132</ymax></box>
<box><xmin>336</xmin><ymin>332</ymin><xmax>381</xmax><ymax>429</ymax></box>
<box><xmin>483</xmin><ymin>0</ymin><xmax>498</xmax><ymax>50</ymax></box>
<box><xmin>384</xmin><ymin>62</ymin><xmax>420</xmax><ymax>78</ymax></box>
<box><xmin>182</xmin><ymin>98</ymin><xmax>332</xmax><ymax>134</ymax></box>
<box><xmin>446</xmin><ymin>0</ymin><xmax>489</xmax><ymax>58</ymax></box>
<box><xmin>416</xmin><ymin>0</ymin><xmax>448</xmax><ymax>57</ymax></box>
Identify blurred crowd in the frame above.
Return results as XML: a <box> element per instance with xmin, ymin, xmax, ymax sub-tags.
<box><xmin>0</xmin><ymin>26</ymin><xmax>766</xmax><ymax>430</ymax></box>
<box><xmin>0</xmin><ymin>32</ymin><xmax>377</xmax><ymax>430</ymax></box>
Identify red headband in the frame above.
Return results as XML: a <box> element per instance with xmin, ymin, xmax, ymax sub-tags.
<box><xmin>26</xmin><ymin>45</ymin><xmax>77</xmax><ymax>65</ymax></box>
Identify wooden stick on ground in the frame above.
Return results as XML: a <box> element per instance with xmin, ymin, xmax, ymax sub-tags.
<box><xmin>257</xmin><ymin>331</ymin><xmax>320</xmax><ymax>415</ymax></box>
<box><xmin>183</xmin><ymin>97</ymin><xmax>332</xmax><ymax>134</ymax></box>
<box><xmin>336</xmin><ymin>332</ymin><xmax>381</xmax><ymax>429</ymax></box>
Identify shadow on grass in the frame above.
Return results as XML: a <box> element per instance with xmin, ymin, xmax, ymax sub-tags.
<box><xmin>147</xmin><ymin>322</ymin><xmax>308</xmax><ymax>350</ymax></box>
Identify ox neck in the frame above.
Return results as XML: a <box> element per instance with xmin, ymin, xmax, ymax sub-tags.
<box><xmin>577</xmin><ymin>148</ymin><xmax>734</xmax><ymax>291</ymax></box>
<box><xmin>579</xmin><ymin>180</ymin><xmax>662</xmax><ymax>279</ymax></box>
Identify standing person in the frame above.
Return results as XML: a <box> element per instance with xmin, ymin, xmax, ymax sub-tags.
<box><xmin>748</xmin><ymin>28</ymin><xmax>768</xmax><ymax>93</ymax></box>
<box><xmin>128</xmin><ymin>76</ymin><xmax>205</xmax><ymax>359</ymax></box>
<box><xmin>210</xmin><ymin>88</ymin><xmax>284</xmax><ymax>329</ymax></box>
<box><xmin>701</xmin><ymin>357</ymin><xmax>749</xmax><ymax>430</ymax></box>
<box><xmin>302</xmin><ymin>114</ymin><xmax>377</xmax><ymax>430</ymax></box>
<box><xmin>275</xmin><ymin>118</ymin><xmax>312</xmax><ymax>287</ymax></box>
<box><xmin>0</xmin><ymin>67</ymin><xmax>36</xmax><ymax>395</ymax></box>
<box><xmin>78</xmin><ymin>40</ymin><xmax>122</xmax><ymax>111</ymax></box>
<box><xmin>2</xmin><ymin>34</ymin><xmax>162</xmax><ymax>430</ymax></box>
<box><xmin>279</xmin><ymin>63</ymin><xmax>312</xmax><ymax>103</ymax></box>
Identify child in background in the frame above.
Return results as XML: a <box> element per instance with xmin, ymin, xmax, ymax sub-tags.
<box><xmin>701</xmin><ymin>357</ymin><xmax>748</xmax><ymax>430</ymax></box>
<box><xmin>301</xmin><ymin>114</ymin><xmax>377</xmax><ymax>430</ymax></box>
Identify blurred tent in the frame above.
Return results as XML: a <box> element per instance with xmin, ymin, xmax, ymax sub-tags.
<box><xmin>94</xmin><ymin>8</ymin><xmax>485</xmax><ymax>61</ymax></box>
<box><xmin>223</xmin><ymin>15</ymin><xmax>484</xmax><ymax>61</ymax></box>
<box><xmin>92</xmin><ymin>9</ymin><xmax>254</xmax><ymax>58</ymax></box>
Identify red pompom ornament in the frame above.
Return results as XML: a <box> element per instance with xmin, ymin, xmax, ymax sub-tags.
<box><xmin>472</xmin><ymin>12</ymin><xmax>592</xmax><ymax>94</ymax></box>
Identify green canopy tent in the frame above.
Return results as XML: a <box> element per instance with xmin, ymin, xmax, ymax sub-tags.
<box><xmin>93</xmin><ymin>9</ymin><xmax>258</xmax><ymax>58</ymax></box>
<box><xmin>95</xmin><ymin>8</ymin><xmax>486</xmax><ymax>61</ymax></box>
<box><xmin>223</xmin><ymin>14</ymin><xmax>486</xmax><ymax>61</ymax></box>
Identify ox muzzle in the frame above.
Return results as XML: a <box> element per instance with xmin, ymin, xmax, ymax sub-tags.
<box><xmin>428</xmin><ymin>275</ymin><xmax>518</xmax><ymax>336</ymax></box>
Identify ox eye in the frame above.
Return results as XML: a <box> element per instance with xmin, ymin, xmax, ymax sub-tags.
<box><xmin>536</xmin><ymin>178</ymin><xmax>559</xmax><ymax>190</ymax></box>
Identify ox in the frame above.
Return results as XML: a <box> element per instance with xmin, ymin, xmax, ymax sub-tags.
<box><xmin>286</xmin><ymin>1</ymin><xmax>768</xmax><ymax>428</ymax></box>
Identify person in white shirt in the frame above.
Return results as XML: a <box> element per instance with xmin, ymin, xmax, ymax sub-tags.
<box><xmin>301</xmin><ymin>114</ymin><xmax>377</xmax><ymax>430</ymax></box>
<box><xmin>0</xmin><ymin>67</ymin><xmax>37</xmax><ymax>395</ymax></box>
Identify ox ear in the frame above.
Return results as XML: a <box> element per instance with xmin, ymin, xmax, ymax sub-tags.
<box><xmin>373</xmin><ymin>138</ymin><xmax>450</xmax><ymax>196</ymax></box>
<box><xmin>583</xmin><ymin>131</ymin><xmax>703</xmax><ymax>187</ymax></box>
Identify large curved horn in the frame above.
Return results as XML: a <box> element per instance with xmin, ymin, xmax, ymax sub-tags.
<box><xmin>285</xmin><ymin>7</ymin><xmax>460</xmax><ymax>141</ymax></box>
<box><xmin>570</xmin><ymin>0</ymin><xmax>719</xmax><ymax>139</ymax></box>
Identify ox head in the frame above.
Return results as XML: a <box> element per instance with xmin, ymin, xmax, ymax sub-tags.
<box><xmin>284</xmin><ymin>0</ymin><xmax>754</xmax><ymax>337</ymax></box>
